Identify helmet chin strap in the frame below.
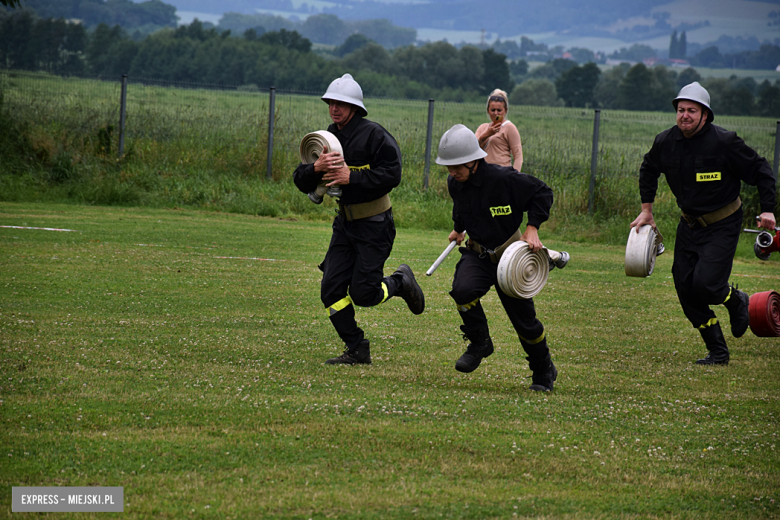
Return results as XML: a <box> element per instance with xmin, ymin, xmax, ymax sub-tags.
<box><xmin>466</xmin><ymin>160</ymin><xmax>479</xmax><ymax>179</ymax></box>
<box><xmin>694</xmin><ymin>109</ymin><xmax>708</xmax><ymax>135</ymax></box>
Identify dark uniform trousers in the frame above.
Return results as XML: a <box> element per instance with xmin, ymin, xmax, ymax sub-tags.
<box><xmin>450</xmin><ymin>248</ymin><xmax>549</xmax><ymax>367</ymax></box>
<box><xmin>672</xmin><ymin>208</ymin><xmax>742</xmax><ymax>329</ymax></box>
<box><xmin>321</xmin><ymin>210</ymin><xmax>401</xmax><ymax>350</ymax></box>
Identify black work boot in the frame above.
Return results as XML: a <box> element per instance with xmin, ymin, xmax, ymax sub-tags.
<box><xmin>696</xmin><ymin>322</ymin><xmax>729</xmax><ymax>365</ymax></box>
<box><xmin>528</xmin><ymin>355</ymin><xmax>557</xmax><ymax>392</ymax></box>
<box><xmin>723</xmin><ymin>285</ymin><xmax>750</xmax><ymax>338</ymax></box>
<box><xmin>394</xmin><ymin>264</ymin><xmax>425</xmax><ymax>315</ymax></box>
<box><xmin>325</xmin><ymin>340</ymin><xmax>371</xmax><ymax>365</ymax></box>
<box><xmin>455</xmin><ymin>326</ymin><xmax>494</xmax><ymax>373</ymax></box>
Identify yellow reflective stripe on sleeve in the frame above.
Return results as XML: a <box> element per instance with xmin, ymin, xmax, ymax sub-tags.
<box><xmin>456</xmin><ymin>297</ymin><xmax>480</xmax><ymax>313</ymax></box>
<box><xmin>696</xmin><ymin>172</ymin><xmax>721</xmax><ymax>182</ymax></box>
<box><xmin>519</xmin><ymin>330</ymin><xmax>546</xmax><ymax>344</ymax></box>
<box><xmin>380</xmin><ymin>282</ymin><xmax>390</xmax><ymax>304</ymax></box>
<box><xmin>698</xmin><ymin>318</ymin><xmax>719</xmax><ymax>330</ymax></box>
<box><xmin>327</xmin><ymin>296</ymin><xmax>353</xmax><ymax>316</ymax></box>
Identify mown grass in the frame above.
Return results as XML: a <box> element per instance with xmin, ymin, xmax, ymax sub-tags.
<box><xmin>2</xmin><ymin>70</ymin><xmax>777</xmax><ymax>244</ymax></box>
<box><xmin>1</xmin><ymin>202</ymin><xmax>779</xmax><ymax>519</ymax></box>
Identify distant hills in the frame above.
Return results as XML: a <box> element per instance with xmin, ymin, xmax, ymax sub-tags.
<box><xmin>5</xmin><ymin>0</ymin><xmax>777</xmax><ymax>56</ymax></box>
<box><xmin>167</xmin><ymin>0</ymin><xmax>779</xmax><ymax>54</ymax></box>
<box><xmin>168</xmin><ymin>0</ymin><xmax>671</xmax><ymax>36</ymax></box>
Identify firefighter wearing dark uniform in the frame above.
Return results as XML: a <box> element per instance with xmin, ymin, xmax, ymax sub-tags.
<box><xmin>436</xmin><ymin>124</ymin><xmax>559</xmax><ymax>392</ymax></box>
<box><xmin>293</xmin><ymin>73</ymin><xmax>425</xmax><ymax>365</ymax></box>
<box><xmin>631</xmin><ymin>81</ymin><xmax>777</xmax><ymax>365</ymax></box>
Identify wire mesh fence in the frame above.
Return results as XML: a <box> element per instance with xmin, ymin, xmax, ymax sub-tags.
<box><xmin>2</xmin><ymin>69</ymin><xmax>777</xmax><ymax>213</ymax></box>
<box><xmin>1</xmin><ymin>71</ymin><xmax>122</xmax><ymax>150</ymax></box>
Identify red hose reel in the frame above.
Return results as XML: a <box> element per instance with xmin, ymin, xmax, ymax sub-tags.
<box><xmin>741</xmin><ymin>220</ymin><xmax>780</xmax><ymax>337</ymax></box>
<box><xmin>748</xmin><ymin>291</ymin><xmax>780</xmax><ymax>337</ymax></box>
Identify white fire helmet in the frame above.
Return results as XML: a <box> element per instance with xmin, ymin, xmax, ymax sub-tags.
<box><xmin>322</xmin><ymin>73</ymin><xmax>367</xmax><ymax>117</ymax></box>
<box><xmin>673</xmin><ymin>81</ymin><xmax>714</xmax><ymax>122</ymax></box>
<box><xmin>435</xmin><ymin>124</ymin><xmax>488</xmax><ymax>166</ymax></box>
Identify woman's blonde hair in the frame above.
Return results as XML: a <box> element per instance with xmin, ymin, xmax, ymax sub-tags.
<box><xmin>486</xmin><ymin>88</ymin><xmax>509</xmax><ymax>116</ymax></box>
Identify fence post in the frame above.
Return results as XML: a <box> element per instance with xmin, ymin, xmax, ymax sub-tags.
<box><xmin>118</xmin><ymin>74</ymin><xmax>127</xmax><ymax>159</ymax></box>
<box><xmin>266</xmin><ymin>86</ymin><xmax>276</xmax><ymax>180</ymax></box>
<box><xmin>774</xmin><ymin>121</ymin><xmax>780</xmax><ymax>178</ymax></box>
<box><xmin>423</xmin><ymin>98</ymin><xmax>435</xmax><ymax>190</ymax></box>
<box><xmin>588</xmin><ymin>109</ymin><xmax>601</xmax><ymax>215</ymax></box>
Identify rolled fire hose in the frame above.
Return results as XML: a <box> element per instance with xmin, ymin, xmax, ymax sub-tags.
<box><xmin>299</xmin><ymin>131</ymin><xmax>344</xmax><ymax>203</ymax></box>
<box><xmin>625</xmin><ymin>225</ymin><xmax>663</xmax><ymax>277</ymax></box>
<box><xmin>497</xmin><ymin>241</ymin><xmax>554</xmax><ymax>299</ymax></box>
<box><xmin>748</xmin><ymin>290</ymin><xmax>780</xmax><ymax>337</ymax></box>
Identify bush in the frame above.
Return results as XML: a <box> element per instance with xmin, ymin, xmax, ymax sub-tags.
<box><xmin>510</xmin><ymin>79</ymin><xmax>563</xmax><ymax>107</ymax></box>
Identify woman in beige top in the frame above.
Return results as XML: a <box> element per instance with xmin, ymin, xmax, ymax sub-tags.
<box><xmin>474</xmin><ymin>89</ymin><xmax>523</xmax><ymax>172</ymax></box>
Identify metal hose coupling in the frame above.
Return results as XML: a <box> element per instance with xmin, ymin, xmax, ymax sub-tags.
<box><xmin>299</xmin><ymin>130</ymin><xmax>344</xmax><ymax>204</ymax></box>
<box><xmin>550</xmin><ymin>250</ymin><xmax>570</xmax><ymax>270</ymax></box>
<box><xmin>743</xmin><ymin>218</ymin><xmax>780</xmax><ymax>260</ymax></box>
<box><xmin>753</xmin><ymin>230</ymin><xmax>780</xmax><ymax>260</ymax></box>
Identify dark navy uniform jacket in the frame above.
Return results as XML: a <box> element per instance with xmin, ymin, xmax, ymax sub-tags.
<box><xmin>293</xmin><ymin>115</ymin><xmax>402</xmax><ymax>206</ymax></box>
<box><xmin>448</xmin><ymin>161</ymin><xmax>553</xmax><ymax>251</ymax></box>
<box><xmin>639</xmin><ymin>122</ymin><xmax>776</xmax><ymax>215</ymax></box>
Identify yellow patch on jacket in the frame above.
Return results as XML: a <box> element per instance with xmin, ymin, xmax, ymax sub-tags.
<box><xmin>490</xmin><ymin>205</ymin><xmax>512</xmax><ymax>217</ymax></box>
<box><xmin>696</xmin><ymin>172</ymin><xmax>721</xmax><ymax>182</ymax></box>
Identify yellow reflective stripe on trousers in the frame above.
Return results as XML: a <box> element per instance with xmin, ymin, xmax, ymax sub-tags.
<box><xmin>457</xmin><ymin>297</ymin><xmax>480</xmax><ymax>313</ymax></box>
<box><xmin>723</xmin><ymin>287</ymin><xmax>733</xmax><ymax>304</ymax></box>
<box><xmin>380</xmin><ymin>282</ymin><xmax>390</xmax><ymax>304</ymax></box>
<box><xmin>327</xmin><ymin>295</ymin><xmax>353</xmax><ymax>316</ymax></box>
<box><xmin>519</xmin><ymin>330</ymin><xmax>546</xmax><ymax>344</ymax></box>
<box><xmin>698</xmin><ymin>317</ymin><xmax>718</xmax><ymax>330</ymax></box>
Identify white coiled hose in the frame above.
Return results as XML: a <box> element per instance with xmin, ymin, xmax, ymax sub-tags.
<box><xmin>625</xmin><ymin>225</ymin><xmax>661</xmax><ymax>277</ymax></box>
<box><xmin>299</xmin><ymin>131</ymin><xmax>344</xmax><ymax>203</ymax></box>
<box><xmin>497</xmin><ymin>241</ymin><xmax>558</xmax><ymax>299</ymax></box>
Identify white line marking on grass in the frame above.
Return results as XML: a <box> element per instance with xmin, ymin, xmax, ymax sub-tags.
<box><xmin>1</xmin><ymin>226</ymin><xmax>77</xmax><ymax>232</ymax></box>
<box><xmin>213</xmin><ymin>256</ymin><xmax>280</xmax><ymax>261</ymax></box>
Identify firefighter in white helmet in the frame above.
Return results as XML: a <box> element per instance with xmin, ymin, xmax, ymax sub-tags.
<box><xmin>630</xmin><ymin>81</ymin><xmax>777</xmax><ymax>365</ymax></box>
<box><xmin>437</xmin><ymin>124</ymin><xmax>559</xmax><ymax>391</ymax></box>
<box><xmin>293</xmin><ymin>73</ymin><xmax>425</xmax><ymax>365</ymax></box>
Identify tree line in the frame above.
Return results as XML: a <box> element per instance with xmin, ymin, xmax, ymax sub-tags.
<box><xmin>1</xmin><ymin>0</ymin><xmax>176</xmax><ymax>35</ymax></box>
<box><xmin>487</xmin><ymin>34</ymin><xmax>780</xmax><ymax>73</ymax></box>
<box><xmin>1</xmin><ymin>9</ymin><xmax>779</xmax><ymax>117</ymax></box>
<box><xmin>2</xmin><ymin>0</ymin><xmax>417</xmax><ymax>47</ymax></box>
<box><xmin>510</xmin><ymin>59</ymin><xmax>780</xmax><ymax>117</ymax></box>
<box><xmin>217</xmin><ymin>12</ymin><xmax>416</xmax><ymax>50</ymax></box>
<box><xmin>5</xmin><ymin>0</ymin><xmax>780</xmax><ymax>72</ymax></box>
<box><xmin>0</xmin><ymin>11</ymin><xmax>512</xmax><ymax>100</ymax></box>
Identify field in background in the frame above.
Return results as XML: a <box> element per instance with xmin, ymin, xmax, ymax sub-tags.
<box><xmin>683</xmin><ymin>67</ymin><xmax>780</xmax><ymax>82</ymax></box>
<box><xmin>1</xmin><ymin>202</ymin><xmax>778</xmax><ymax>518</ymax></box>
<box><xmin>587</xmin><ymin>62</ymin><xmax>780</xmax><ymax>83</ymax></box>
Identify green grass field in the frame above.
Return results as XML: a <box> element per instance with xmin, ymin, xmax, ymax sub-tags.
<box><xmin>1</xmin><ymin>202</ymin><xmax>779</xmax><ymax>519</ymax></box>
